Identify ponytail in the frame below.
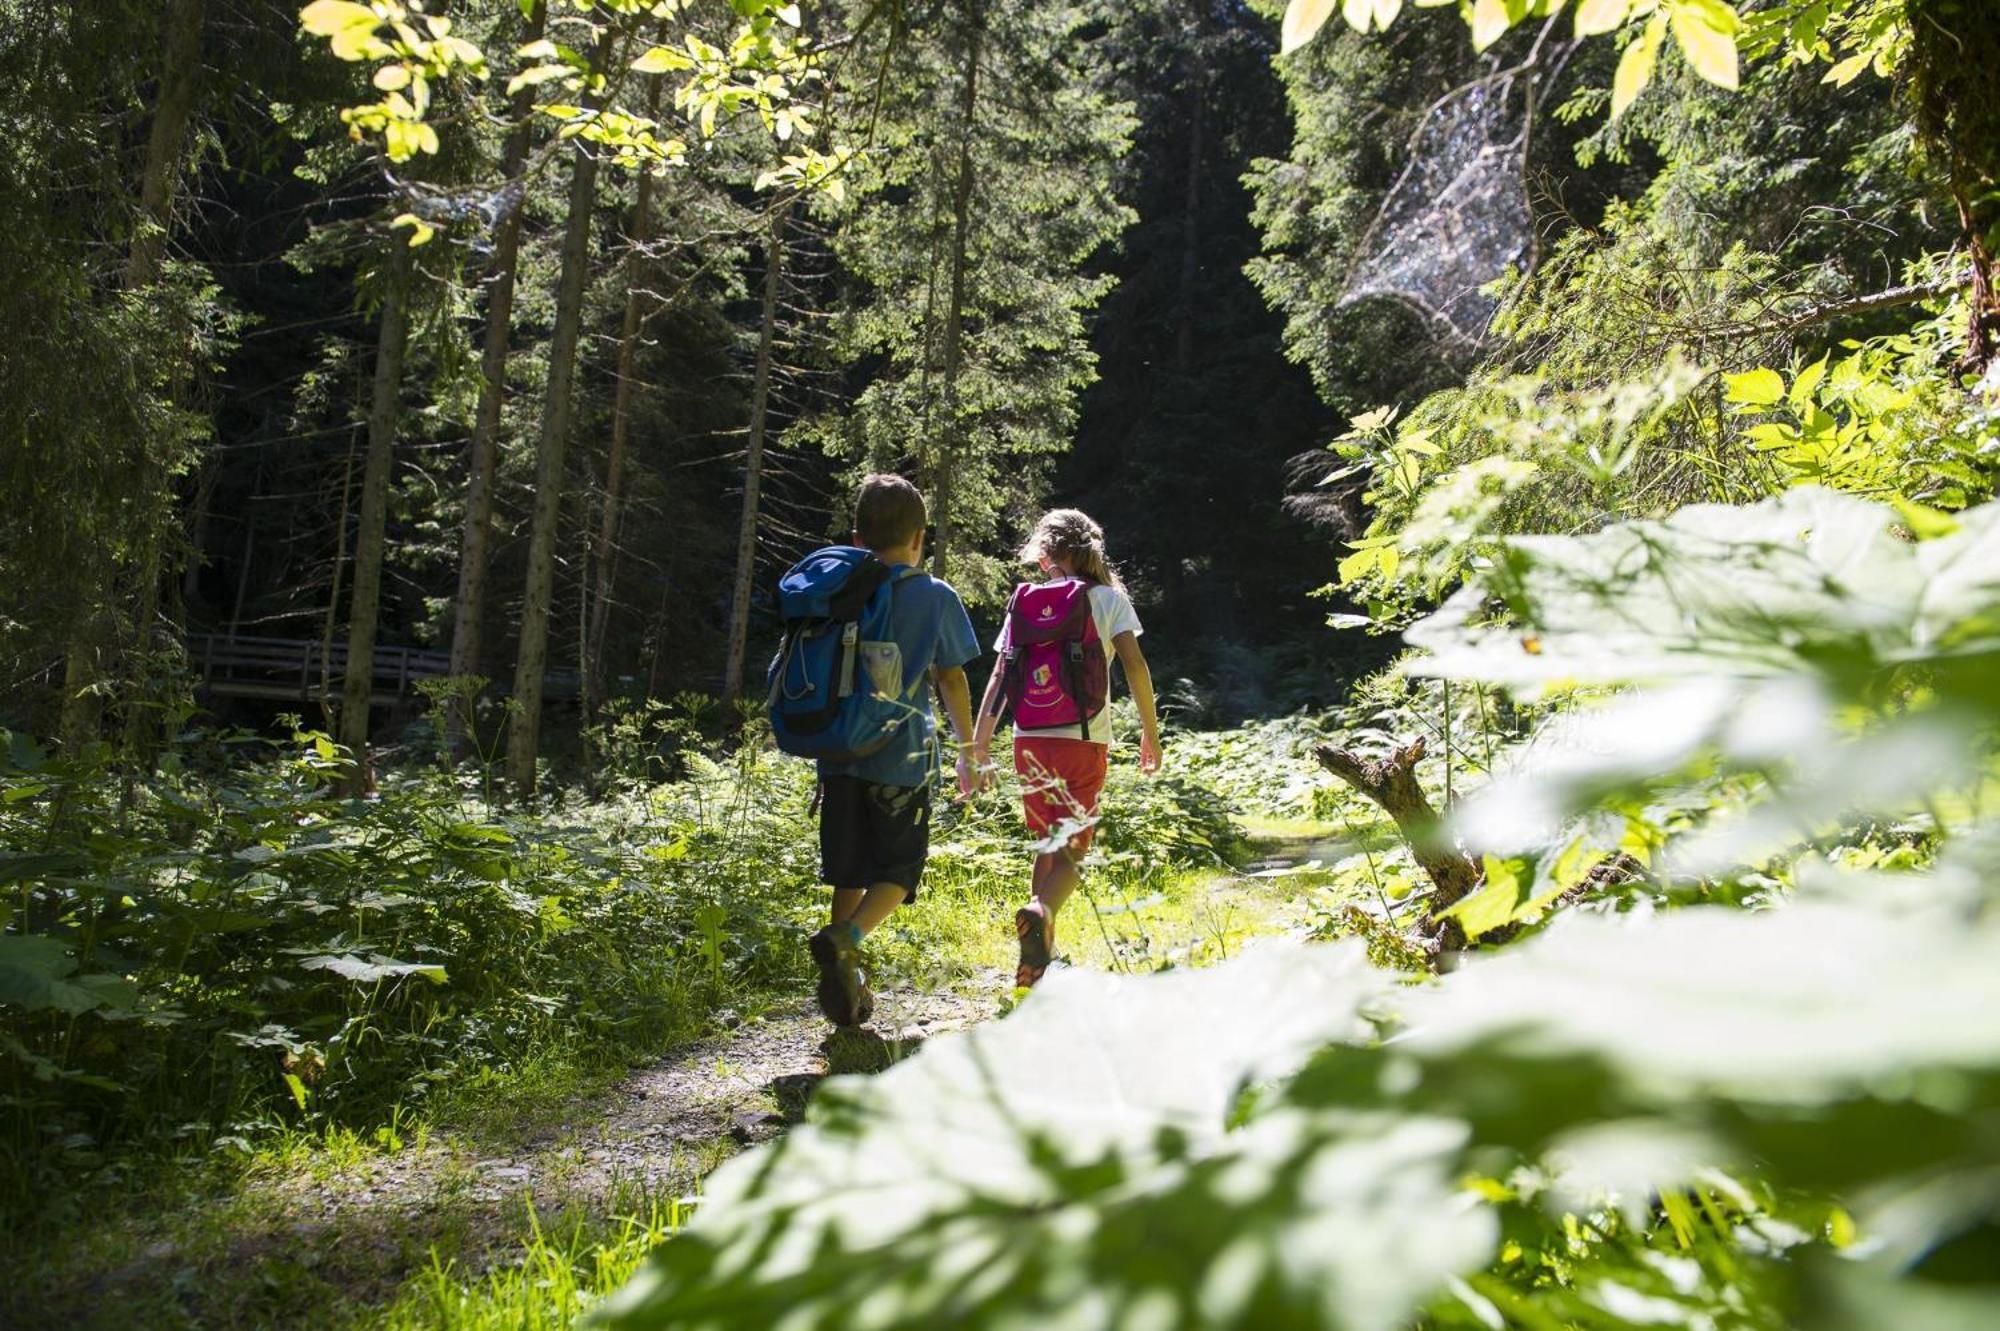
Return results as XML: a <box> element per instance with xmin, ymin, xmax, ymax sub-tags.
<box><xmin>1020</xmin><ymin>509</ymin><xmax>1125</xmax><ymax>594</ymax></box>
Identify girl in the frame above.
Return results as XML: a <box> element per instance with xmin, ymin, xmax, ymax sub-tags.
<box><xmin>971</xmin><ymin>509</ymin><xmax>1162</xmax><ymax>988</ymax></box>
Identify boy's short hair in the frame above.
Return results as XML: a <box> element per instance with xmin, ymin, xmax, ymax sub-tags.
<box><xmin>854</xmin><ymin>473</ymin><xmax>927</xmax><ymax>550</ymax></box>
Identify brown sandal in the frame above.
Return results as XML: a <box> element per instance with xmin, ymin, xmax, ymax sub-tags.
<box><xmin>1014</xmin><ymin>906</ymin><xmax>1052</xmax><ymax>989</ymax></box>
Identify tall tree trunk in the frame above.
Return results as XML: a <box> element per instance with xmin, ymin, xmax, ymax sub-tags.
<box><xmin>723</xmin><ymin>202</ymin><xmax>791</xmax><ymax>704</ymax></box>
<box><xmin>930</xmin><ymin>0</ymin><xmax>983</xmax><ymax>581</ymax></box>
<box><xmin>320</xmin><ymin>427</ymin><xmax>359</xmax><ymax>730</ymax></box>
<box><xmin>584</xmin><ymin>86</ymin><xmax>663</xmax><ymax>714</ymax></box>
<box><xmin>60</xmin><ymin>0</ymin><xmax>206</xmax><ymax>753</ymax></box>
<box><xmin>505</xmin><ymin>31</ymin><xmax>615</xmax><ymax>798</ymax></box>
<box><xmin>447</xmin><ymin>1</ymin><xmax>547</xmax><ymax>752</ymax></box>
<box><xmin>1908</xmin><ymin>0</ymin><xmax>2000</xmax><ymax>370</ymax></box>
<box><xmin>126</xmin><ymin>0</ymin><xmax>205</xmax><ymax>290</ymax></box>
<box><xmin>337</xmin><ymin>249</ymin><xmax>413</xmax><ymax>792</ymax></box>
<box><xmin>1174</xmin><ymin>35</ymin><xmax>1205</xmax><ymax>377</ymax></box>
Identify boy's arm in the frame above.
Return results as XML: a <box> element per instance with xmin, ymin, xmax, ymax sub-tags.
<box><xmin>931</xmin><ymin>664</ymin><xmax>982</xmax><ymax>795</ymax></box>
<box><xmin>1112</xmin><ymin>631</ymin><xmax>1163</xmax><ymax>774</ymax></box>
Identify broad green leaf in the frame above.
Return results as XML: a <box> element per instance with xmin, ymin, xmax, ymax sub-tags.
<box><xmin>0</xmin><ymin>936</ymin><xmax>130</xmax><ymax>1015</ymax></box>
<box><xmin>631</xmin><ymin>45</ymin><xmax>695</xmax><ymax>73</ymax></box>
<box><xmin>1788</xmin><ymin>355</ymin><xmax>1828</xmax><ymax>409</ymax></box>
<box><xmin>1723</xmin><ymin>367</ymin><xmax>1784</xmax><ymax>406</ymax></box>
<box><xmin>1574</xmin><ymin>0</ymin><xmax>1633</xmax><ymax>38</ymax></box>
<box><xmin>299</xmin><ymin>0</ymin><xmax>378</xmax><ymax>39</ymax></box>
<box><xmin>1341</xmin><ymin>0</ymin><xmax>1403</xmax><ymax>32</ymax></box>
<box><xmin>1612</xmin><ymin>16</ymin><xmax>1666</xmax><ymax>117</ymax></box>
<box><xmin>506</xmin><ymin>63</ymin><xmax>577</xmax><ymax>94</ymax></box>
<box><xmin>300</xmin><ymin>953</ymin><xmax>447</xmax><ymax>985</ymax></box>
<box><xmin>1280</xmin><ymin>0</ymin><xmax>1340</xmax><ymax>54</ymax></box>
<box><xmin>1439</xmin><ymin>854</ymin><xmax>1525</xmax><ymax>938</ymax></box>
<box><xmin>1398</xmin><ymin>903</ymin><xmax>2000</xmax><ymax>1107</ymax></box>
<box><xmin>596</xmin><ymin>946</ymin><xmax>1486</xmax><ymax>1331</ymax></box>
<box><xmin>1405</xmin><ymin>488</ymin><xmax>1942</xmax><ymax>693</ymax></box>
<box><xmin>1469</xmin><ymin>0</ymin><xmax>1512</xmax><ymax>51</ymax></box>
<box><xmin>1338</xmin><ymin>545</ymin><xmax>1383</xmax><ymax>584</ymax></box>
<box><xmin>1823</xmin><ymin>52</ymin><xmax>1873</xmax><ymax>86</ymax></box>
<box><xmin>1668</xmin><ymin>0</ymin><xmax>1740</xmax><ymax>90</ymax></box>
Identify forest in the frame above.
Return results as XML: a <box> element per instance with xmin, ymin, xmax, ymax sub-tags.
<box><xmin>3</xmin><ymin>0</ymin><xmax>1998</xmax><ymax>1325</ymax></box>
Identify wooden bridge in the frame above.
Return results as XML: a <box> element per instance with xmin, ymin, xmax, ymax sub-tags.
<box><xmin>189</xmin><ymin>635</ymin><xmax>578</xmax><ymax>704</ymax></box>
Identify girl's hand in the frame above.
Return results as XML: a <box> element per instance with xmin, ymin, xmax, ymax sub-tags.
<box><xmin>1139</xmin><ymin>733</ymin><xmax>1162</xmax><ymax>775</ymax></box>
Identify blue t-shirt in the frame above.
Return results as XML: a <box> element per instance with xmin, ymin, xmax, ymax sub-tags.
<box><xmin>820</xmin><ymin>565</ymin><xmax>980</xmax><ymax>787</ymax></box>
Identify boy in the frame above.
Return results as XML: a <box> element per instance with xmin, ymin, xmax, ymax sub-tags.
<box><xmin>807</xmin><ymin>474</ymin><xmax>984</xmax><ymax>1026</ymax></box>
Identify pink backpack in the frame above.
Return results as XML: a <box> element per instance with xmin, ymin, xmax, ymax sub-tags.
<box><xmin>1002</xmin><ymin>580</ymin><xmax>1108</xmax><ymax>736</ymax></box>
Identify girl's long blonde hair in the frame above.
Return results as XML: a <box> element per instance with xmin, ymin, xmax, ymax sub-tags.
<box><xmin>1020</xmin><ymin>509</ymin><xmax>1125</xmax><ymax>593</ymax></box>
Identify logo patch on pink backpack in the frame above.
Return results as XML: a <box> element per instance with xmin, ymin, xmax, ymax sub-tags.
<box><xmin>1003</xmin><ymin>581</ymin><xmax>1108</xmax><ymax>737</ymax></box>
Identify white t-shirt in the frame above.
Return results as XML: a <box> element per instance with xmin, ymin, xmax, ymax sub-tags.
<box><xmin>993</xmin><ymin>579</ymin><xmax>1143</xmax><ymax>745</ymax></box>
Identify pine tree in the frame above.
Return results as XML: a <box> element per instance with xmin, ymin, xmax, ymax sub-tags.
<box><xmin>798</xmin><ymin>0</ymin><xmax>1136</xmax><ymax>600</ymax></box>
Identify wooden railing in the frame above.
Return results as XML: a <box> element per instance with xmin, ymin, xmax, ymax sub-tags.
<box><xmin>187</xmin><ymin>635</ymin><xmax>581</xmax><ymax>704</ymax></box>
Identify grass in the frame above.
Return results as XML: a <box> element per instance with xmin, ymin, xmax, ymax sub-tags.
<box><xmin>375</xmin><ymin>1187</ymin><xmax>688</xmax><ymax>1331</ymax></box>
<box><xmin>5</xmin><ymin>712</ymin><xmax>1404</xmax><ymax>1330</ymax></box>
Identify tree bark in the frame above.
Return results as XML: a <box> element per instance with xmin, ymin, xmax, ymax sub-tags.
<box><xmin>505</xmin><ymin>31</ymin><xmax>615</xmax><ymax>798</ymax></box>
<box><xmin>585</xmin><ymin>85</ymin><xmax>663</xmax><ymax>714</ymax></box>
<box><xmin>60</xmin><ymin>0</ymin><xmax>206</xmax><ymax>753</ymax></box>
<box><xmin>722</xmin><ymin>202</ymin><xmax>791</xmax><ymax>704</ymax></box>
<box><xmin>337</xmin><ymin>248</ymin><xmax>413</xmax><ymax>792</ymax></box>
<box><xmin>930</xmin><ymin>0</ymin><xmax>983</xmax><ymax>582</ymax></box>
<box><xmin>1907</xmin><ymin>0</ymin><xmax>2000</xmax><ymax>369</ymax></box>
<box><xmin>1314</xmin><ymin>736</ymin><xmax>1480</xmax><ymax>951</ymax></box>
<box><xmin>446</xmin><ymin>1</ymin><xmax>547</xmax><ymax>752</ymax></box>
<box><xmin>126</xmin><ymin>0</ymin><xmax>205</xmax><ymax>290</ymax></box>
<box><xmin>1174</xmin><ymin>24</ymin><xmax>1204</xmax><ymax>377</ymax></box>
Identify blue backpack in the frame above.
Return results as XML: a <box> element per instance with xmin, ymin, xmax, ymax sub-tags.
<box><xmin>766</xmin><ymin>546</ymin><xmax>922</xmax><ymax>762</ymax></box>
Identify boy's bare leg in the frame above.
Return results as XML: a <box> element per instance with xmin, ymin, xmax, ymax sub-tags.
<box><xmin>831</xmin><ymin>883</ymin><xmax>907</xmax><ymax>938</ymax></box>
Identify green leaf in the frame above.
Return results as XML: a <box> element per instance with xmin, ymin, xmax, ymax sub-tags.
<box><xmin>1723</xmin><ymin>367</ymin><xmax>1785</xmax><ymax>407</ymax></box>
<box><xmin>0</xmin><ymin>936</ymin><xmax>131</xmax><ymax>1015</ymax></box>
<box><xmin>1338</xmin><ymin>545</ymin><xmax>1384</xmax><ymax>584</ymax></box>
<box><xmin>597</xmin><ymin>946</ymin><xmax>1495</xmax><ymax>1331</ymax></box>
<box><xmin>1439</xmin><ymin>855</ymin><xmax>1524</xmax><ymax>939</ymax></box>
<box><xmin>1612</xmin><ymin>16</ymin><xmax>1666</xmax><ymax>117</ymax></box>
<box><xmin>631</xmin><ymin>45</ymin><xmax>695</xmax><ymax>74</ymax></box>
<box><xmin>1405</xmin><ymin>488</ymin><xmax>1945</xmax><ymax>693</ymax></box>
<box><xmin>1823</xmin><ymin>52</ymin><xmax>1873</xmax><ymax>87</ymax></box>
<box><xmin>1469</xmin><ymin>0</ymin><xmax>1512</xmax><ymax>51</ymax></box>
<box><xmin>300</xmin><ymin>0</ymin><xmax>378</xmax><ymax>39</ymax></box>
<box><xmin>1280</xmin><ymin>0</ymin><xmax>1340</xmax><ymax>54</ymax></box>
<box><xmin>300</xmin><ymin>954</ymin><xmax>447</xmax><ymax>985</ymax></box>
<box><xmin>1341</xmin><ymin>0</ymin><xmax>1403</xmax><ymax>32</ymax></box>
<box><xmin>1788</xmin><ymin>355</ymin><xmax>1828</xmax><ymax>409</ymax></box>
<box><xmin>506</xmin><ymin>63</ymin><xmax>577</xmax><ymax>94</ymax></box>
<box><xmin>1574</xmin><ymin>0</ymin><xmax>1633</xmax><ymax>38</ymax></box>
<box><xmin>1668</xmin><ymin>0</ymin><xmax>1741</xmax><ymax>91</ymax></box>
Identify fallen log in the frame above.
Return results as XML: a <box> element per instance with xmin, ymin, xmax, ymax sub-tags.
<box><xmin>1314</xmin><ymin>736</ymin><xmax>1479</xmax><ymax>954</ymax></box>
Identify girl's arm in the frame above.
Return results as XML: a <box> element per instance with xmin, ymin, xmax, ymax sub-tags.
<box><xmin>971</xmin><ymin>660</ymin><xmax>1007</xmax><ymax>769</ymax></box>
<box><xmin>1111</xmin><ymin>631</ymin><xmax>1162</xmax><ymax>774</ymax></box>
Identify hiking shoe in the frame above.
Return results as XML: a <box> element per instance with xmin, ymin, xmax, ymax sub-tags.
<box><xmin>1014</xmin><ymin>906</ymin><xmax>1052</xmax><ymax>989</ymax></box>
<box><xmin>809</xmin><ymin>926</ymin><xmax>866</xmax><ymax>1026</ymax></box>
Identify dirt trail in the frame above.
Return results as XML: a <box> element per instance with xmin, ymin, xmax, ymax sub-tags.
<box><xmin>42</xmin><ymin>985</ymin><xmax>1002</xmax><ymax>1326</ymax></box>
<box><xmin>278</xmin><ymin>984</ymin><xmax>1001</xmax><ymax>1228</ymax></box>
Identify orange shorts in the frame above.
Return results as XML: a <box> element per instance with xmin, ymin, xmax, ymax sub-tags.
<box><xmin>1014</xmin><ymin>736</ymin><xmax>1109</xmax><ymax>856</ymax></box>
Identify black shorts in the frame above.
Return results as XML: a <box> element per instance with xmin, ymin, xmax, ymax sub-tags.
<box><xmin>819</xmin><ymin>776</ymin><xmax>931</xmax><ymax>899</ymax></box>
